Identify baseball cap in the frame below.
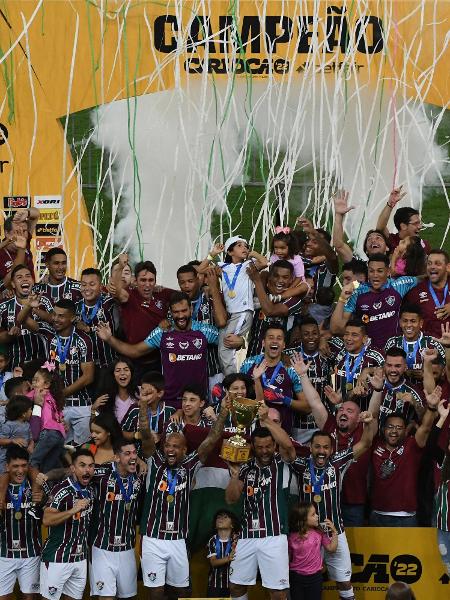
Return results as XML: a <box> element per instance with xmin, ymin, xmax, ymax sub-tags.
<box><xmin>224</xmin><ymin>235</ymin><xmax>248</xmax><ymax>254</ymax></box>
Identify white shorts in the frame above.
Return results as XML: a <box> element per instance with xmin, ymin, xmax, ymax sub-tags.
<box><xmin>89</xmin><ymin>546</ymin><xmax>137</xmax><ymax>598</ymax></box>
<box><xmin>0</xmin><ymin>556</ymin><xmax>40</xmax><ymax>595</ymax></box>
<box><xmin>141</xmin><ymin>536</ymin><xmax>189</xmax><ymax>588</ymax></box>
<box><xmin>324</xmin><ymin>532</ymin><xmax>352</xmax><ymax>582</ymax></box>
<box><xmin>229</xmin><ymin>535</ymin><xmax>289</xmax><ymax>590</ymax></box>
<box><xmin>40</xmin><ymin>559</ymin><xmax>87</xmax><ymax>600</ymax></box>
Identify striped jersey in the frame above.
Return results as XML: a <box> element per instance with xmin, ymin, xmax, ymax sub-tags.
<box><xmin>0</xmin><ymin>297</ymin><xmax>51</xmax><ymax>368</ymax></box>
<box><xmin>333</xmin><ymin>345</ymin><xmax>385</xmax><ymax>411</ymax></box>
<box><xmin>385</xmin><ymin>334</ymin><xmax>446</xmax><ymax>372</ymax></box>
<box><xmin>425</xmin><ymin>422</ymin><xmax>450</xmax><ymax>531</ymax></box>
<box><xmin>284</xmin><ymin>346</ymin><xmax>332</xmax><ymax>428</ymax></box>
<box><xmin>91</xmin><ymin>463</ymin><xmax>145</xmax><ymax>551</ymax></box>
<box><xmin>303</xmin><ymin>257</ymin><xmax>337</xmax><ymax>299</ymax></box>
<box><xmin>435</xmin><ymin>480</ymin><xmax>450</xmax><ymax>532</ymax></box>
<box><xmin>379</xmin><ymin>380</ymin><xmax>424</xmax><ymax>428</ymax></box>
<box><xmin>292</xmin><ymin>448</ymin><xmax>354</xmax><ymax>534</ymax></box>
<box><xmin>0</xmin><ymin>479</ymin><xmax>49</xmax><ymax>558</ymax></box>
<box><xmin>247</xmin><ymin>296</ymin><xmax>303</xmax><ymax>358</ymax></box>
<box><xmin>122</xmin><ymin>402</ymin><xmax>176</xmax><ymax>437</ymax></box>
<box><xmin>207</xmin><ymin>535</ymin><xmax>233</xmax><ymax>590</ymax></box>
<box><xmin>41</xmin><ymin>477</ymin><xmax>95</xmax><ymax>562</ymax></box>
<box><xmin>238</xmin><ymin>454</ymin><xmax>292</xmax><ymax>539</ymax></box>
<box><xmin>75</xmin><ymin>294</ymin><xmax>118</xmax><ymax>368</ymax></box>
<box><xmin>39</xmin><ymin>326</ymin><xmax>94</xmax><ymax>405</ymax></box>
<box><xmin>34</xmin><ymin>277</ymin><xmax>82</xmax><ymax>306</ymax></box>
<box><xmin>190</xmin><ymin>292</ymin><xmax>222</xmax><ymax>377</ymax></box>
<box><xmin>164</xmin><ymin>416</ymin><xmax>211</xmax><ymax>436</ymax></box>
<box><xmin>140</xmin><ymin>450</ymin><xmax>201</xmax><ymax>540</ymax></box>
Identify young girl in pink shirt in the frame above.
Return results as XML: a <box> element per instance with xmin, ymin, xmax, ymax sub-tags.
<box><xmin>28</xmin><ymin>362</ymin><xmax>66</xmax><ymax>472</ymax></box>
<box><xmin>288</xmin><ymin>502</ymin><xmax>338</xmax><ymax>600</ymax></box>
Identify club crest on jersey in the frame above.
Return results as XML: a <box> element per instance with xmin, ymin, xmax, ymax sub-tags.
<box><xmin>154</xmin><ymin>300</ymin><xmax>163</xmax><ymax>310</ymax></box>
<box><xmin>48</xmin><ymin>587</ymin><xmax>57</xmax><ymax>596</ymax></box>
<box><xmin>275</xmin><ymin>373</ymin><xmax>285</xmax><ymax>384</ymax></box>
<box><xmin>373</xmin><ymin>302</ymin><xmax>382</xmax><ymax>310</ymax></box>
<box><xmin>96</xmin><ymin>582</ymin><xmax>104</xmax><ymax>590</ymax></box>
<box><xmin>178</xmin><ymin>341</ymin><xmax>189</xmax><ymax>350</ymax></box>
<box><xmin>148</xmin><ymin>573</ymin><xmax>157</xmax><ymax>582</ymax></box>
<box><xmin>326</xmin><ymin>467</ymin><xmax>335</xmax><ymax>477</ymax></box>
<box><xmin>31</xmin><ymin>583</ymin><xmax>40</xmax><ymax>591</ymax></box>
<box><xmin>418</xmin><ymin>291</ymin><xmax>428</xmax><ymax>299</ymax></box>
<box><xmin>193</xmin><ymin>338</ymin><xmax>203</xmax><ymax>349</ymax></box>
<box><xmin>385</xmin><ymin>295</ymin><xmax>396</xmax><ymax>306</ymax></box>
<box><xmin>63</xmin><ymin>293</ymin><xmax>72</xmax><ymax>300</ymax></box>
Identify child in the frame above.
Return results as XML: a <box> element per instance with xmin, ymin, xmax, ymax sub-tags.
<box><xmin>0</xmin><ymin>395</ymin><xmax>33</xmax><ymax>473</ymax></box>
<box><xmin>288</xmin><ymin>502</ymin><xmax>338</xmax><ymax>600</ymax></box>
<box><xmin>165</xmin><ymin>384</ymin><xmax>210</xmax><ymax>435</ymax></box>
<box><xmin>122</xmin><ymin>371</ymin><xmax>175</xmax><ymax>446</ymax></box>
<box><xmin>270</xmin><ymin>227</ymin><xmax>305</xmax><ymax>279</ymax></box>
<box><xmin>28</xmin><ymin>362</ymin><xmax>66</xmax><ymax>472</ymax></box>
<box><xmin>390</xmin><ymin>235</ymin><xmax>426</xmax><ymax>277</ymax></box>
<box><xmin>202</xmin><ymin>235</ymin><xmax>267</xmax><ymax>375</ymax></box>
<box><xmin>206</xmin><ymin>509</ymin><xmax>240</xmax><ymax>598</ymax></box>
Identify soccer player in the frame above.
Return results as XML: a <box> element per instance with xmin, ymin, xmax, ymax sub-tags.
<box><xmin>22</xmin><ymin>299</ymin><xmax>95</xmax><ymax>444</ymax></box>
<box><xmin>40</xmin><ymin>448</ymin><xmax>95</xmax><ymax>600</ymax></box>
<box><xmin>89</xmin><ymin>437</ymin><xmax>145</xmax><ymax>600</ymax></box>
<box><xmin>246</xmin><ymin>261</ymin><xmax>304</xmax><ymax>358</ymax></box>
<box><xmin>109</xmin><ymin>254</ymin><xmax>175</xmax><ymax>373</ymax></box>
<box><xmin>369</xmin><ymin>387</ymin><xmax>440</xmax><ymax>526</ymax></box>
<box><xmin>385</xmin><ymin>303</ymin><xmax>446</xmax><ymax>380</ymax></box>
<box><xmin>0</xmin><ymin>446</ymin><xmax>47</xmax><ymax>600</ymax></box>
<box><xmin>75</xmin><ymin>268</ymin><xmax>118</xmax><ymax>369</ymax></box>
<box><xmin>225</xmin><ymin>404</ymin><xmax>297</xmax><ymax>600</ymax></box>
<box><xmin>139</xmin><ymin>394</ymin><xmax>230</xmax><ymax>599</ymax></box>
<box><xmin>33</xmin><ymin>248</ymin><xmax>82</xmax><ymax>320</ymax></box>
<box><xmin>292</xmin><ymin>352</ymin><xmax>383</xmax><ymax>527</ymax></box>
<box><xmin>240</xmin><ymin>323</ymin><xmax>308</xmax><ymax>436</ymax></box>
<box><xmin>330</xmin><ymin>253</ymin><xmax>419</xmax><ymax>348</ymax></box>
<box><xmin>0</xmin><ymin>265</ymin><xmax>51</xmax><ymax>368</ymax></box>
<box><xmin>291</xmin><ymin>418</ymin><xmax>376</xmax><ymax>600</ymax></box>
<box><xmin>97</xmin><ymin>291</ymin><xmax>218</xmax><ymax>408</ymax></box>
<box><xmin>333</xmin><ymin>319</ymin><xmax>384</xmax><ymax>409</ymax></box>
<box><xmin>405</xmin><ymin>249</ymin><xmax>450</xmax><ymax>338</ymax></box>
<box><xmin>378</xmin><ymin>347</ymin><xmax>425</xmax><ymax>427</ymax></box>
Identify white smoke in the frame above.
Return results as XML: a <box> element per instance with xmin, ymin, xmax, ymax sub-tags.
<box><xmin>91</xmin><ymin>78</ymin><xmax>445</xmax><ymax>287</ymax></box>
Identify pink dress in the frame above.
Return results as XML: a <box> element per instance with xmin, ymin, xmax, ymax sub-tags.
<box><xmin>288</xmin><ymin>530</ymin><xmax>332</xmax><ymax>575</ymax></box>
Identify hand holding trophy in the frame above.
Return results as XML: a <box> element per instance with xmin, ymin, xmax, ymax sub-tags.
<box><xmin>220</xmin><ymin>393</ymin><xmax>261</xmax><ymax>463</ymax></box>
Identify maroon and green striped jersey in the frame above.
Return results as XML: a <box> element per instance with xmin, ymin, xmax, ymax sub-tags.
<box><xmin>41</xmin><ymin>477</ymin><xmax>95</xmax><ymax>563</ymax></box>
<box><xmin>436</xmin><ymin>481</ymin><xmax>450</xmax><ymax>532</ymax></box>
<box><xmin>122</xmin><ymin>402</ymin><xmax>176</xmax><ymax>437</ymax></box>
<box><xmin>292</xmin><ymin>448</ymin><xmax>354</xmax><ymax>535</ymax></box>
<box><xmin>91</xmin><ymin>463</ymin><xmax>145</xmax><ymax>551</ymax></box>
<box><xmin>75</xmin><ymin>294</ymin><xmax>118</xmax><ymax>368</ymax></box>
<box><xmin>140</xmin><ymin>450</ymin><xmax>201</xmax><ymax>540</ymax></box>
<box><xmin>207</xmin><ymin>535</ymin><xmax>232</xmax><ymax>590</ymax></box>
<box><xmin>33</xmin><ymin>277</ymin><xmax>82</xmax><ymax>305</ymax></box>
<box><xmin>0</xmin><ymin>297</ymin><xmax>52</xmax><ymax>368</ymax></box>
<box><xmin>0</xmin><ymin>479</ymin><xmax>49</xmax><ymax>558</ymax></box>
<box><xmin>238</xmin><ymin>454</ymin><xmax>292</xmax><ymax>539</ymax></box>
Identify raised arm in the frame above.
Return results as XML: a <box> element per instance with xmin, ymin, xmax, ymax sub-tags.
<box><xmin>258</xmin><ymin>403</ymin><xmax>296</xmax><ymax>462</ymax></box>
<box><xmin>225</xmin><ymin>462</ymin><xmax>244</xmax><ymax>505</ymax></box>
<box><xmin>110</xmin><ymin>254</ymin><xmax>130</xmax><ymax>303</ymax></box>
<box><xmin>352</xmin><ymin>411</ymin><xmax>377</xmax><ymax>459</ymax></box>
<box><xmin>415</xmin><ymin>386</ymin><xmax>440</xmax><ymax>448</ymax></box>
<box><xmin>96</xmin><ymin>322</ymin><xmax>150</xmax><ymax>359</ymax></box>
<box><xmin>332</xmin><ymin>190</ymin><xmax>355</xmax><ymax>263</ymax></box>
<box><xmin>330</xmin><ymin>282</ymin><xmax>354</xmax><ymax>335</ymax></box>
<box><xmin>138</xmin><ymin>393</ymin><xmax>156</xmax><ymax>459</ymax></box>
<box><xmin>376</xmin><ymin>187</ymin><xmax>406</xmax><ymax>237</ymax></box>
<box><xmin>198</xmin><ymin>397</ymin><xmax>230</xmax><ymax>464</ymax></box>
<box><xmin>434</xmin><ymin>323</ymin><xmax>450</xmax><ymax>383</ymax></box>
<box><xmin>290</xmin><ymin>353</ymin><xmax>328</xmax><ymax>429</ymax></box>
<box><xmin>204</xmin><ymin>266</ymin><xmax>227</xmax><ymax>328</ymax></box>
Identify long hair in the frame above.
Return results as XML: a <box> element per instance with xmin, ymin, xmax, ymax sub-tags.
<box><xmin>404</xmin><ymin>236</ymin><xmax>426</xmax><ymax>276</ymax></box>
<box><xmin>91</xmin><ymin>413</ymin><xmax>122</xmax><ymax>447</ymax></box>
<box><xmin>37</xmin><ymin>368</ymin><xmax>65</xmax><ymax>411</ymax></box>
<box><xmin>95</xmin><ymin>357</ymin><xmax>138</xmax><ymax>413</ymax></box>
<box><xmin>289</xmin><ymin>502</ymin><xmax>316</xmax><ymax>537</ymax></box>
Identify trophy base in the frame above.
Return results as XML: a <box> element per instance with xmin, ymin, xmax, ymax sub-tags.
<box><xmin>220</xmin><ymin>439</ymin><xmax>252</xmax><ymax>463</ymax></box>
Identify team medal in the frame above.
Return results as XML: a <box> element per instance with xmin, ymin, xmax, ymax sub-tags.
<box><xmin>346</xmin><ymin>382</ymin><xmax>353</xmax><ymax>391</ymax></box>
<box><xmin>313</xmin><ymin>495</ymin><xmax>322</xmax><ymax>503</ymax></box>
<box><xmin>14</xmin><ymin>511</ymin><xmax>23</xmax><ymax>520</ymax></box>
<box><xmin>125</xmin><ymin>502</ymin><xmax>131</xmax><ymax>512</ymax></box>
<box><xmin>222</xmin><ymin>263</ymin><xmax>243</xmax><ymax>301</ymax></box>
<box><xmin>59</xmin><ymin>363</ymin><xmax>66</xmax><ymax>373</ymax></box>
<box><xmin>166</xmin><ymin>494</ymin><xmax>174</xmax><ymax>503</ymax></box>
<box><xmin>228</xmin><ymin>290</ymin><xmax>236</xmax><ymax>298</ymax></box>
<box><xmin>380</xmin><ymin>458</ymin><xmax>396</xmax><ymax>479</ymax></box>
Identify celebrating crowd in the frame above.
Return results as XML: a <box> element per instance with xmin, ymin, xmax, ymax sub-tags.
<box><xmin>0</xmin><ymin>188</ymin><xmax>448</xmax><ymax>600</ymax></box>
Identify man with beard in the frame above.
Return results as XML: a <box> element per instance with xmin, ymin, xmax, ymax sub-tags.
<box><xmin>97</xmin><ymin>292</ymin><xmax>218</xmax><ymax>409</ymax></box>
<box><xmin>225</xmin><ymin>404</ymin><xmax>297</xmax><ymax>600</ymax></box>
<box><xmin>89</xmin><ymin>437</ymin><xmax>146</xmax><ymax>600</ymax></box>
<box><xmin>138</xmin><ymin>394</ymin><xmax>230</xmax><ymax>600</ymax></box>
<box><xmin>176</xmin><ymin>264</ymin><xmax>227</xmax><ymax>398</ymax></box>
<box><xmin>246</xmin><ymin>261</ymin><xmax>305</xmax><ymax>358</ymax></box>
<box><xmin>378</xmin><ymin>347</ymin><xmax>425</xmax><ymax>428</ymax></box>
<box><xmin>291</xmin><ymin>418</ymin><xmax>376</xmax><ymax>600</ymax></box>
<box><xmin>291</xmin><ymin>352</ymin><xmax>383</xmax><ymax>527</ymax></box>
<box><xmin>330</xmin><ymin>254</ymin><xmax>419</xmax><ymax>348</ymax></box>
<box><xmin>22</xmin><ymin>299</ymin><xmax>95</xmax><ymax>445</ymax></box>
<box><xmin>240</xmin><ymin>323</ymin><xmax>308</xmax><ymax>435</ymax></box>
<box><xmin>405</xmin><ymin>249</ymin><xmax>450</xmax><ymax>338</ymax></box>
<box><xmin>0</xmin><ymin>265</ymin><xmax>51</xmax><ymax>367</ymax></box>
<box><xmin>369</xmin><ymin>385</ymin><xmax>441</xmax><ymax>526</ymax></box>
<box><xmin>385</xmin><ymin>303</ymin><xmax>446</xmax><ymax>381</ymax></box>
<box><xmin>333</xmin><ymin>319</ymin><xmax>384</xmax><ymax>410</ymax></box>
<box><xmin>40</xmin><ymin>448</ymin><xmax>95</xmax><ymax>600</ymax></box>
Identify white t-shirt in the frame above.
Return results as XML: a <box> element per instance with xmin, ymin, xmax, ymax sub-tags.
<box><xmin>218</xmin><ymin>259</ymin><xmax>255</xmax><ymax>313</ymax></box>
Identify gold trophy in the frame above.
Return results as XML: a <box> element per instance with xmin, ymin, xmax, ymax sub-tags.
<box><xmin>220</xmin><ymin>396</ymin><xmax>261</xmax><ymax>463</ymax></box>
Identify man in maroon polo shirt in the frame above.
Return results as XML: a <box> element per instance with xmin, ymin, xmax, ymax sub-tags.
<box><xmin>405</xmin><ymin>249</ymin><xmax>450</xmax><ymax>338</ymax></box>
<box><xmin>291</xmin><ymin>353</ymin><xmax>383</xmax><ymax>526</ymax></box>
<box><xmin>110</xmin><ymin>254</ymin><xmax>175</xmax><ymax>372</ymax></box>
